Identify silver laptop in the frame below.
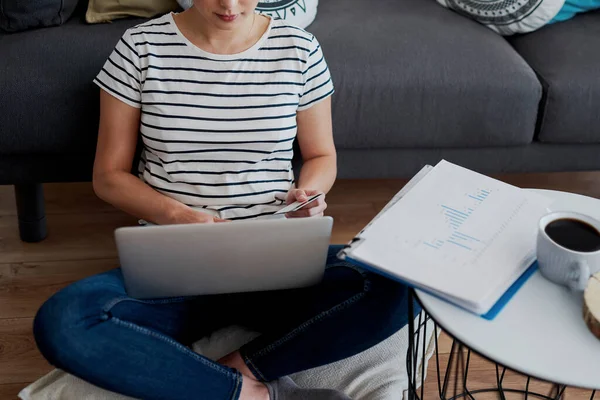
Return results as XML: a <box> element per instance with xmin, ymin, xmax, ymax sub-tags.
<box><xmin>115</xmin><ymin>217</ymin><xmax>334</xmax><ymax>299</ymax></box>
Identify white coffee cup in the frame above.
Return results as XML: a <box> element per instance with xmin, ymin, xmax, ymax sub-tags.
<box><xmin>537</xmin><ymin>211</ymin><xmax>600</xmax><ymax>291</ymax></box>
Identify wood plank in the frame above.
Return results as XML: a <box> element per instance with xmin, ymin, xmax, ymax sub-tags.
<box><xmin>0</xmin><ymin>318</ymin><xmax>53</xmax><ymax>385</ymax></box>
<box><xmin>0</xmin><ymin>259</ymin><xmax>119</xmax><ymax>319</ymax></box>
<box><xmin>422</xmin><ymin>351</ymin><xmax>594</xmax><ymax>400</ymax></box>
<box><xmin>326</xmin><ymin>179</ymin><xmax>409</xmax><ymax>205</ymax></box>
<box><xmin>0</xmin><ymin>212</ymin><xmax>137</xmax><ymax>264</ymax></box>
<box><xmin>434</xmin><ymin>331</ymin><xmax>455</xmax><ymax>355</ymax></box>
<box><xmin>0</xmin><ymin>383</ymin><xmax>28</xmax><ymax>400</ymax></box>
<box><xmin>327</xmin><ymin>203</ymin><xmax>380</xmax><ymax>244</ymax></box>
<box><xmin>0</xmin><ymin>183</ymin><xmax>117</xmax><ymax>217</ymax></box>
<box><xmin>0</xmin><ymin>185</ymin><xmax>16</xmax><ymax>217</ymax></box>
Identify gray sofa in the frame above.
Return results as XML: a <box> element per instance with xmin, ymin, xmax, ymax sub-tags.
<box><xmin>1</xmin><ymin>0</ymin><xmax>599</xmax><ymax>242</ymax></box>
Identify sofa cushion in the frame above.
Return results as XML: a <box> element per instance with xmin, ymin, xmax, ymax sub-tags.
<box><xmin>0</xmin><ymin>11</ymin><xmax>146</xmax><ymax>156</ymax></box>
<box><xmin>0</xmin><ymin>0</ymin><xmax>78</xmax><ymax>33</ymax></box>
<box><xmin>509</xmin><ymin>11</ymin><xmax>600</xmax><ymax>144</ymax></box>
<box><xmin>309</xmin><ymin>0</ymin><xmax>542</xmax><ymax>149</ymax></box>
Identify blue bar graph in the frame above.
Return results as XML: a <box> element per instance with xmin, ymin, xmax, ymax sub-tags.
<box><xmin>441</xmin><ymin>205</ymin><xmax>468</xmax><ymax>217</ymax></box>
<box><xmin>453</xmin><ymin>231</ymin><xmax>481</xmax><ymax>242</ymax></box>
<box><xmin>468</xmin><ymin>189</ymin><xmax>491</xmax><ymax>202</ymax></box>
<box><xmin>447</xmin><ymin>240</ymin><xmax>472</xmax><ymax>250</ymax></box>
<box><xmin>423</xmin><ymin>190</ymin><xmax>491</xmax><ymax>252</ymax></box>
<box><xmin>446</xmin><ymin>210</ymin><xmax>467</xmax><ymax>220</ymax></box>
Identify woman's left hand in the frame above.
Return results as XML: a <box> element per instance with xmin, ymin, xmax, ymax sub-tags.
<box><xmin>284</xmin><ymin>189</ymin><xmax>327</xmax><ymax>218</ymax></box>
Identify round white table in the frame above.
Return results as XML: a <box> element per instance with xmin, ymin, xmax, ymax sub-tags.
<box><xmin>409</xmin><ymin>189</ymin><xmax>600</xmax><ymax>398</ymax></box>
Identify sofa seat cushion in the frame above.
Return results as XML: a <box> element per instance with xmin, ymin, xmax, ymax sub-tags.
<box><xmin>0</xmin><ymin>12</ymin><xmax>146</xmax><ymax>156</ymax></box>
<box><xmin>509</xmin><ymin>11</ymin><xmax>600</xmax><ymax>144</ymax></box>
<box><xmin>309</xmin><ymin>0</ymin><xmax>542</xmax><ymax>149</ymax></box>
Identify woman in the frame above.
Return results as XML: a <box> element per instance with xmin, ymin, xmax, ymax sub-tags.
<box><xmin>33</xmin><ymin>1</ymin><xmax>415</xmax><ymax>399</ymax></box>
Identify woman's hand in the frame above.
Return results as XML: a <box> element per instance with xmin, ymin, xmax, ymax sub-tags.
<box><xmin>190</xmin><ymin>213</ymin><xmax>230</xmax><ymax>224</ymax></box>
<box><xmin>284</xmin><ymin>189</ymin><xmax>327</xmax><ymax>218</ymax></box>
<box><xmin>171</xmin><ymin>207</ymin><xmax>229</xmax><ymax>224</ymax></box>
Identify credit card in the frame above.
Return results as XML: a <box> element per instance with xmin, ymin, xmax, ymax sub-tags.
<box><xmin>274</xmin><ymin>193</ymin><xmax>323</xmax><ymax>215</ymax></box>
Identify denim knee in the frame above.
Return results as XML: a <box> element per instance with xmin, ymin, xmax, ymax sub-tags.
<box><xmin>33</xmin><ymin>268</ymin><xmax>125</xmax><ymax>370</ymax></box>
<box><xmin>365</xmin><ymin>271</ymin><xmax>419</xmax><ymax>329</ymax></box>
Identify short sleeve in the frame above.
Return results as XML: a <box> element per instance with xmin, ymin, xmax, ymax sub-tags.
<box><xmin>298</xmin><ymin>37</ymin><xmax>334</xmax><ymax>111</ymax></box>
<box><xmin>93</xmin><ymin>30</ymin><xmax>142</xmax><ymax>108</ymax></box>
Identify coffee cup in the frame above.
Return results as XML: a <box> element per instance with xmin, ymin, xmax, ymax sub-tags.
<box><xmin>537</xmin><ymin>211</ymin><xmax>600</xmax><ymax>291</ymax></box>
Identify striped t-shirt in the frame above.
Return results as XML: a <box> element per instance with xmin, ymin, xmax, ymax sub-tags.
<box><xmin>94</xmin><ymin>12</ymin><xmax>334</xmax><ymax>220</ymax></box>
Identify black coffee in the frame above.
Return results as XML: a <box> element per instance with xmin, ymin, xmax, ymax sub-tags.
<box><xmin>544</xmin><ymin>218</ymin><xmax>600</xmax><ymax>252</ymax></box>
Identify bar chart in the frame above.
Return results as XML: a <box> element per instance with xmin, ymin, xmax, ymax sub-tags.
<box><xmin>422</xmin><ymin>189</ymin><xmax>490</xmax><ymax>252</ymax></box>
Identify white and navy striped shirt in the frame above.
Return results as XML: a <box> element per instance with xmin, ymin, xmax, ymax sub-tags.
<box><xmin>94</xmin><ymin>13</ymin><xmax>334</xmax><ymax>220</ymax></box>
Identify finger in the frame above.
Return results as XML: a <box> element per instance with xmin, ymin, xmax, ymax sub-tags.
<box><xmin>286</xmin><ymin>206</ymin><xmax>324</xmax><ymax>218</ymax></box>
<box><xmin>302</xmin><ymin>196</ymin><xmax>325</xmax><ymax>209</ymax></box>
<box><xmin>294</xmin><ymin>189</ymin><xmax>308</xmax><ymax>203</ymax></box>
<box><xmin>301</xmin><ymin>189</ymin><xmax>320</xmax><ymax>196</ymax></box>
<box><xmin>286</xmin><ymin>200</ymin><xmax>327</xmax><ymax>218</ymax></box>
<box><xmin>286</xmin><ymin>189</ymin><xmax>304</xmax><ymax>205</ymax></box>
<box><xmin>214</xmin><ymin>217</ymin><xmax>231</xmax><ymax>223</ymax></box>
<box><xmin>285</xmin><ymin>190</ymin><xmax>296</xmax><ymax>205</ymax></box>
<box><xmin>199</xmin><ymin>215</ymin><xmax>215</xmax><ymax>224</ymax></box>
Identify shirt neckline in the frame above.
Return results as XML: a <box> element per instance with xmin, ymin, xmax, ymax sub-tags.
<box><xmin>167</xmin><ymin>12</ymin><xmax>273</xmax><ymax>60</ymax></box>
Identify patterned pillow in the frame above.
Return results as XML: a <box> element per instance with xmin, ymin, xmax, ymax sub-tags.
<box><xmin>436</xmin><ymin>0</ymin><xmax>566</xmax><ymax>35</ymax></box>
<box><xmin>176</xmin><ymin>0</ymin><xmax>318</xmax><ymax>29</ymax></box>
<box><xmin>256</xmin><ymin>0</ymin><xmax>318</xmax><ymax>29</ymax></box>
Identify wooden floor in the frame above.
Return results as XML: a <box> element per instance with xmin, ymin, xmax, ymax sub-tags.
<box><xmin>1</xmin><ymin>172</ymin><xmax>600</xmax><ymax>399</ymax></box>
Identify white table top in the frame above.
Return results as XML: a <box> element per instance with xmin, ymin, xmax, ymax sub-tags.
<box><xmin>416</xmin><ymin>189</ymin><xmax>600</xmax><ymax>390</ymax></box>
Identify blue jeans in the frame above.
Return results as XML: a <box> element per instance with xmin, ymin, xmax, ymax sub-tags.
<box><xmin>34</xmin><ymin>245</ymin><xmax>417</xmax><ymax>400</ymax></box>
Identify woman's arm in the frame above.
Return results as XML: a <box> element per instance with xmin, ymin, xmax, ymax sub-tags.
<box><xmin>295</xmin><ymin>96</ymin><xmax>337</xmax><ymax>193</ymax></box>
<box><xmin>285</xmin><ymin>97</ymin><xmax>336</xmax><ymax>218</ymax></box>
<box><xmin>92</xmin><ymin>91</ymin><xmax>222</xmax><ymax>225</ymax></box>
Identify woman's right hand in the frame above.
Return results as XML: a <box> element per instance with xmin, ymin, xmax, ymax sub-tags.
<box><xmin>171</xmin><ymin>206</ymin><xmax>229</xmax><ymax>224</ymax></box>
<box><xmin>194</xmin><ymin>213</ymin><xmax>230</xmax><ymax>224</ymax></box>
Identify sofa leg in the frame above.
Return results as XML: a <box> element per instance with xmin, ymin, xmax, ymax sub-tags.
<box><xmin>15</xmin><ymin>183</ymin><xmax>48</xmax><ymax>242</ymax></box>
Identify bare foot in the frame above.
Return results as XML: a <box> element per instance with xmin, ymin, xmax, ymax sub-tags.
<box><xmin>219</xmin><ymin>351</ymin><xmax>270</xmax><ymax>400</ymax></box>
<box><xmin>239</xmin><ymin>377</ymin><xmax>269</xmax><ymax>400</ymax></box>
<box><xmin>219</xmin><ymin>351</ymin><xmax>258</xmax><ymax>381</ymax></box>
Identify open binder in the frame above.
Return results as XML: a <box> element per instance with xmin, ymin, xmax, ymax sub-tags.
<box><xmin>338</xmin><ymin>160</ymin><xmax>554</xmax><ymax>320</ymax></box>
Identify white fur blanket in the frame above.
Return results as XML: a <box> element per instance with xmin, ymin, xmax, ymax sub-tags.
<box><xmin>20</xmin><ymin>314</ymin><xmax>437</xmax><ymax>400</ymax></box>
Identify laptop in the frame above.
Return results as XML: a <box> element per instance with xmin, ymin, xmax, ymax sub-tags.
<box><xmin>114</xmin><ymin>217</ymin><xmax>334</xmax><ymax>299</ymax></box>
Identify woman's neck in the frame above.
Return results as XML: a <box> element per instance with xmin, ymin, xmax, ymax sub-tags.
<box><xmin>175</xmin><ymin>8</ymin><xmax>268</xmax><ymax>55</ymax></box>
